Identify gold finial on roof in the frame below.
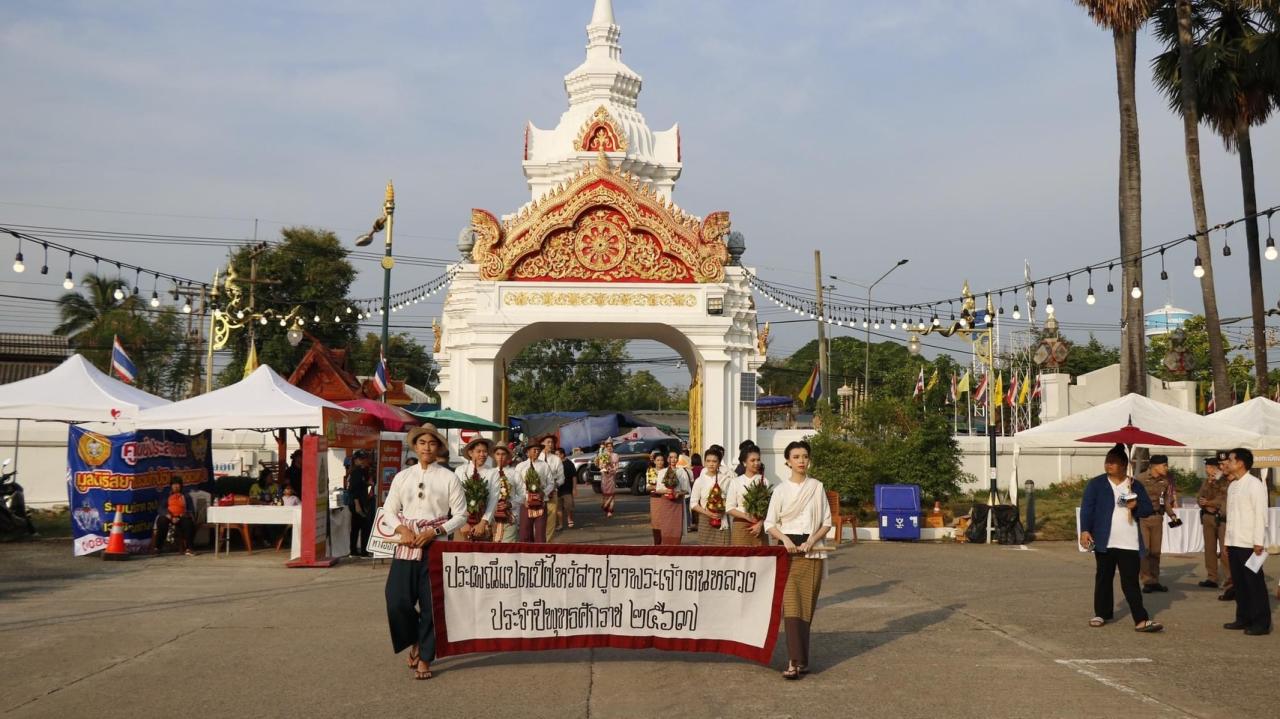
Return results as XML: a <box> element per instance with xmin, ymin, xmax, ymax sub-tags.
<box><xmin>385</xmin><ymin>180</ymin><xmax>395</xmax><ymax>202</ymax></box>
<box><xmin>596</xmin><ymin>150</ymin><xmax>610</xmax><ymax>171</ymax></box>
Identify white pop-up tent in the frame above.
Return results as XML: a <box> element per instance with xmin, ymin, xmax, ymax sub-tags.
<box><xmin>1013</xmin><ymin>393</ymin><xmax>1262</xmax><ymax>450</ymax></box>
<box><xmin>1203</xmin><ymin>397</ymin><xmax>1280</xmax><ymax>447</ymax></box>
<box><xmin>0</xmin><ymin>354</ymin><xmax>170</xmax><ymax>423</ymax></box>
<box><xmin>135</xmin><ymin>365</ymin><xmax>344</xmax><ymax>431</ymax></box>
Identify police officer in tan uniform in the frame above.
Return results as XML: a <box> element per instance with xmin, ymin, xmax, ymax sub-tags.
<box><xmin>1196</xmin><ymin>455</ymin><xmax>1230</xmax><ymax>589</ymax></box>
<box><xmin>1136</xmin><ymin>454</ymin><xmax>1181</xmax><ymax>592</ymax></box>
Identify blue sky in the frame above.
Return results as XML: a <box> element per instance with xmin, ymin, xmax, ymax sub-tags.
<box><xmin>1</xmin><ymin>1</ymin><xmax>1277</xmax><ymax>386</ymax></box>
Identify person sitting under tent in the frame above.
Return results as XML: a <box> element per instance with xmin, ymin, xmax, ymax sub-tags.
<box><xmin>154</xmin><ymin>477</ymin><xmax>196</xmax><ymax>556</ymax></box>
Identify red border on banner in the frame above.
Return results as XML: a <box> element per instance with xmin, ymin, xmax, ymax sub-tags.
<box><xmin>428</xmin><ymin>541</ymin><xmax>790</xmax><ymax>664</ymax></box>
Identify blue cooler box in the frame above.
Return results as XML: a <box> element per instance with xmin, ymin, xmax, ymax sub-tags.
<box><xmin>875</xmin><ymin>483</ymin><xmax>921</xmax><ymax>541</ymax></box>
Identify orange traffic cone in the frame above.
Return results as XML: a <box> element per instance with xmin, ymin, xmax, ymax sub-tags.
<box><xmin>102</xmin><ymin>508</ymin><xmax>129</xmax><ymax>561</ymax></box>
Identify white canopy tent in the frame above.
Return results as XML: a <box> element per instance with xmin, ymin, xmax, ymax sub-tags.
<box><xmin>135</xmin><ymin>365</ymin><xmax>344</xmax><ymax>431</ymax></box>
<box><xmin>1203</xmin><ymin>397</ymin><xmax>1280</xmax><ymax>447</ymax></box>
<box><xmin>0</xmin><ymin>354</ymin><xmax>170</xmax><ymax>423</ymax></box>
<box><xmin>1014</xmin><ymin>393</ymin><xmax>1262</xmax><ymax>450</ymax></box>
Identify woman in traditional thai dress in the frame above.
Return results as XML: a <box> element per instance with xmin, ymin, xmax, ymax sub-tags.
<box><xmin>728</xmin><ymin>446</ymin><xmax>770</xmax><ymax>547</ymax></box>
<box><xmin>690</xmin><ymin>445</ymin><xmax>735</xmax><ymax>546</ymax></box>
<box><xmin>764</xmin><ymin>440</ymin><xmax>832</xmax><ymax>680</ymax></box>
<box><xmin>596</xmin><ymin>438</ymin><xmax>619</xmax><ymax>519</ymax></box>
<box><xmin>648</xmin><ymin>451</ymin><xmax>688</xmax><ymax>545</ymax></box>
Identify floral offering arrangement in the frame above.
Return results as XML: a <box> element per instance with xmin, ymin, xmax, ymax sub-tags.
<box><xmin>662</xmin><ymin>468</ymin><xmax>679</xmax><ymax>500</ymax></box>
<box><xmin>494</xmin><ymin>472</ymin><xmax>512</xmax><ymax>524</ymax></box>
<box><xmin>595</xmin><ymin>447</ymin><xmax>614</xmax><ymax>472</ymax></box>
<box><xmin>462</xmin><ymin>469</ymin><xmax>489</xmax><ymax>525</ymax></box>
<box><xmin>646</xmin><ymin>467</ymin><xmax>658</xmax><ymax>493</ymax></box>
<box><xmin>742</xmin><ymin>477</ymin><xmax>772</xmax><ymax>522</ymax></box>
<box><xmin>524</xmin><ymin>465</ymin><xmax>545</xmax><ymax>514</ymax></box>
<box><xmin>705</xmin><ymin>480</ymin><xmax>726</xmax><ymax>528</ymax></box>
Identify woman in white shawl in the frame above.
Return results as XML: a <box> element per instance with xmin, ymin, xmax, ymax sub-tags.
<box><xmin>764</xmin><ymin>440</ymin><xmax>831</xmax><ymax>680</ymax></box>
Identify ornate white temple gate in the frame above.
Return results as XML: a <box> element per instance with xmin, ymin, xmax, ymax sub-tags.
<box><xmin>434</xmin><ymin>1</ymin><xmax>761</xmax><ymax>450</ymax></box>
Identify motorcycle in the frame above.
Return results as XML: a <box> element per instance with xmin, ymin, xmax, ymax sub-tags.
<box><xmin>0</xmin><ymin>458</ymin><xmax>38</xmax><ymax>539</ymax></box>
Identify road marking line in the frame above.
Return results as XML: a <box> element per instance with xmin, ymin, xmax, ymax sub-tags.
<box><xmin>1055</xmin><ymin>659</ymin><xmax>1194</xmax><ymax>717</ymax></box>
<box><xmin>1058</xmin><ymin>658</ymin><xmax>1152</xmax><ymax>665</ymax></box>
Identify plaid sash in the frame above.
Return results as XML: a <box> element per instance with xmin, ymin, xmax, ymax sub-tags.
<box><xmin>392</xmin><ymin>514</ymin><xmax>448</xmax><ymax>561</ymax></box>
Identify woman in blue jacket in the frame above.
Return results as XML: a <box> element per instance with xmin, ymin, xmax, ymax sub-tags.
<box><xmin>1078</xmin><ymin>445</ymin><xmax>1164</xmax><ymax>632</ymax></box>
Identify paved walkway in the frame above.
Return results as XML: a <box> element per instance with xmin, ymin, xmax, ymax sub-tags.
<box><xmin>1</xmin><ymin>494</ymin><xmax>1274</xmax><ymax>718</ymax></box>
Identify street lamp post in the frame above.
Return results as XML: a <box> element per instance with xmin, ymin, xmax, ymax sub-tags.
<box><xmin>355</xmin><ymin>181</ymin><xmax>395</xmax><ymax>400</ymax></box>
<box><xmin>862</xmin><ymin>259</ymin><xmax>909</xmax><ymax>402</ymax></box>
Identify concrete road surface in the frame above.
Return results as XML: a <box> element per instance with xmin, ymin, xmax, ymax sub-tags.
<box><xmin>1</xmin><ymin>494</ymin><xmax>1275</xmax><ymax>718</ymax></box>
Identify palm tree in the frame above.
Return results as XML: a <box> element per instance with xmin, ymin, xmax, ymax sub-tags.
<box><xmin>1156</xmin><ymin>1</ymin><xmax>1279</xmax><ymax>396</ymax></box>
<box><xmin>54</xmin><ymin>273</ymin><xmax>142</xmax><ymax>372</ymax></box>
<box><xmin>1151</xmin><ymin>0</ymin><xmax>1233</xmax><ymax>408</ymax></box>
<box><xmin>1076</xmin><ymin>0</ymin><xmax>1159</xmax><ymax>396</ymax></box>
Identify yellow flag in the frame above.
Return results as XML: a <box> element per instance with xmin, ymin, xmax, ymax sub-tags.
<box><xmin>243</xmin><ymin>341</ymin><xmax>259</xmax><ymax>379</ymax></box>
<box><xmin>956</xmin><ymin>370</ymin><xmax>971</xmax><ymax>394</ymax></box>
<box><xmin>1018</xmin><ymin>374</ymin><xmax>1031</xmax><ymax>405</ymax></box>
<box><xmin>926</xmin><ymin>368</ymin><xmax>939</xmax><ymax>391</ymax></box>
<box><xmin>1244</xmin><ymin>383</ymin><xmax>1252</xmax><ymax>402</ymax></box>
<box><xmin>993</xmin><ymin>372</ymin><xmax>1004</xmax><ymax>407</ymax></box>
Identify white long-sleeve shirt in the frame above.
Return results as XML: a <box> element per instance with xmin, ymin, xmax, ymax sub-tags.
<box><xmin>1225</xmin><ymin>473</ymin><xmax>1269</xmax><ymax>549</ymax></box>
<box><xmin>513</xmin><ymin>458</ymin><xmax>556</xmax><ymax>497</ymax></box>
<box><xmin>727</xmin><ymin>473</ymin><xmax>774</xmax><ymax>516</ymax></box>
<box><xmin>382</xmin><ymin>463</ymin><xmax>468</xmax><ymax>535</ymax></box>
<box><xmin>691</xmin><ymin>468</ymin><xmax>735</xmax><ymax>512</ymax></box>
<box><xmin>764</xmin><ymin>477</ymin><xmax>833</xmax><ymax>559</ymax></box>
<box><xmin>490</xmin><ymin>464</ymin><xmax>524</xmax><ymax>525</ymax></box>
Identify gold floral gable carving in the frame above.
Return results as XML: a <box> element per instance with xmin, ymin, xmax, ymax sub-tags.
<box><xmin>503</xmin><ymin>291</ymin><xmax>698</xmax><ymax>308</ymax></box>
<box><xmin>470</xmin><ymin>157</ymin><xmax>730</xmax><ymax>283</ymax></box>
<box><xmin>574</xmin><ymin>105</ymin><xmax>627</xmax><ymax>152</ymax></box>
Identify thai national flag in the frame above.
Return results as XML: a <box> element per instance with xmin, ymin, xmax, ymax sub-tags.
<box><xmin>111</xmin><ymin>335</ymin><xmax>137</xmax><ymax>384</ymax></box>
<box><xmin>372</xmin><ymin>347</ymin><xmax>389</xmax><ymax>395</ymax></box>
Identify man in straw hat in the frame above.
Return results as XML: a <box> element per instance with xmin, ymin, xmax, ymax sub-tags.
<box><xmin>514</xmin><ymin>440</ymin><xmax>555</xmax><ymax>543</ymax></box>
<box><xmin>380</xmin><ymin>423</ymin><xmax>466</xmax><ymax>680</ymax></box>
<box><xmin>454</xmin><ymin>437</ymin><xmax>496</xmax><ymax>541</ymax></box>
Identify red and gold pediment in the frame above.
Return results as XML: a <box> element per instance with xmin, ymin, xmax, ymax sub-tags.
<box><xmin>471</xmin><ymin>155</ymin><xmax>730</xmax><ymax>283</ymax></box>
<box><xmin>575</xmin><ymin>106</ymin><xmax>627</xmax><ymax>153</ymax></box>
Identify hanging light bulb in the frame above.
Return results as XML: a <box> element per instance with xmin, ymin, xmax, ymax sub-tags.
<box><xmin>297</xmin><ymin>317</ymin><xmax>305</xmax><ymax>326</ymax></box>
<box><xmin>873</xmin><ymin>319</ymin><xmax>880</xmax><ymax>330</ymax></box>
<box><xmin>931</xmin><ymin>314</ymin><xmax>940</xmax><ymax>327</ymax></box>
<box><xmin>181</xmin><ymin>298</ymin><xmax>192</xmax><ymax>313</ymax></box>
<box><xmin>1086</xmin><ymin>287</ymin><xmax>1096</xmax><ymax>305</ymax></box>
<box><xmin>150</xmin><ymin>291</ymin><xmax>160</xmax><ymax>308</ymax></box>
<box><xmin>1130</xmin><ymin>280</ymin><xmax>1142</xmax><ymax>299</ymax></box>
<box><xmin>890</xmin><ymin>319</ymin><xmax>897</xmax><ymax>330</ymax></box>
<box><xmin>333</xmin><ymin>315</ymin><xmax>340</xmax><ymax>322</ymax></box>
<box><xmin>1266</xmin><ymin>238</ymin><xmax>1277</xmax><ymax>261</ymax></box>
<box><xmin>1193</xmin><ymin>255</ymin><xmax>1205</xmax><ymax>278</ymax></box>
<box><xmin>63</xmin><ymin>271</ymin><xmax>74</xmax><ymax>290</ymax></box>
<box><xmin>346</xmin><ymin>306</ymin><xmax>353</xmax><ymax>314</ymax></box>
<box><xmin>113</xmin><ymin>287</ymin><xmax>125</xmax><ymax>301</ymax></box>
<box><xmin>1012</xmin><ymin>304</ymin><xmax>1021</xmax><ymax>320</ymax></box>
<box><xmin>260</xmin><ymin>316</ymin><xmax>268</xmax><ymax>325</ymax></box>
<box><xmin>236</xmin><ymin>309</ymin><xmax>245</xmax><ymax>319</ymax></box>
<box><xmin>312</xmin><ymin>314</ymin><xmax>320</xmax><ymax>323</ymax></box>
<box><xmin>12</xmin><ymin>251</ymin><xmax>24</xmax><ymax>273</ymax></box>
<box><xmin>1045</xmin><ymin>297</ymin><xmax>1055</xmax><ymax>315</ymax></box>
<box><xmin>279</xmin><ymin>317</ymin><xmax>287</xmax><ymax>327</ymax></box>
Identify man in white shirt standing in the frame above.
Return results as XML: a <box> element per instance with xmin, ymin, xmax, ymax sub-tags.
<box><xmin>514</xmin><ymin>443</ymin><xmax>555</xmax><ymax>543</ymax></box>
<box><xmin>1222</xmin><ymin>448</ymin><xmax>1271</xmax><ymax>636</ymax></box>
<box><xmin>381</xmin><ymin>424</ymin><xmax>467</xmax><ymax>680</ymax></box>
<box><xmin>539</xmin><ymin>435</ymin><xmax>565</xmax><ymax>542</ymax></box>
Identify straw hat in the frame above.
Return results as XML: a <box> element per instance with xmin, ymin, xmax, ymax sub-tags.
<box><xmin>406</xmin><ymin>424</ymin><xmax>448</xmax><ymax>455</ymax></box>
<box><xmin>462</xmin><ymin>436</ymin><xmax>493</xmax><ymax>458</ymax></box>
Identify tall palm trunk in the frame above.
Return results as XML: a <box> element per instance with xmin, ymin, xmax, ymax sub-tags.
<box><xmin>1115</xmin><ymin>28</ymin><xmax>1147</xmax><ymax>396</ymax></box>
<box><xmin>1237</xmin><ymin>125</ymin><xmax>1269</xmax><ymax>396</ymax></box>
<box><xmin>1175</xmin><ymin>0</ymin><xmax>1232</xmax><ymax>407</ymax></box>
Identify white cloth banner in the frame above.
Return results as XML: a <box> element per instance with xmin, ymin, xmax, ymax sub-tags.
<box><xmin>427</xmin><ymin>542</ymin><xmax>788</xmax><ymax>663</ymax></box>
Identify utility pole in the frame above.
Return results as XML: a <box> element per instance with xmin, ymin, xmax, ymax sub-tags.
<box><xmin>814</xmin><ymin>251</ymin><xmax>828</xmax><ymax>408</ymax></box>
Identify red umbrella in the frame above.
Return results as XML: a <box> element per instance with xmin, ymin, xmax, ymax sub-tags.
<box><xmin>337</xmin><ymin>399</ymin><xmax>421</xmax><ymax>432</ymax></box>
<box><xmin>1076</xmin><ymin>423</ymin><xmax>1185</xmax><ymax>448</ymax></box>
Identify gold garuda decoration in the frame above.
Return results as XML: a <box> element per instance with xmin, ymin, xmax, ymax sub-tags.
<box><xmin>470</xmin><ymin>154</ymin><xmax>731</xmax><ymax>283</ymax></box>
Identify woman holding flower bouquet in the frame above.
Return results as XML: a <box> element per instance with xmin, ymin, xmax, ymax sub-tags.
<box><xmin>453</xmin><ymin>438</ymin><xmax>496</xmax><ymax>541</ymax></box>
<box><xmin>596</xmin><ymin>439</ymin><xmax>620</xmax><ymax>519</ymax></box>
<box><xmin>514</xmin><ymin>443</ymin><xmax>555</xmax><ymax>543</ymax></box>
<box><xmin>691</xmin><ymin>445</ymin><xmax>735</xmax><ymax>546</ymax></box>
<box><xmin>765</xmin><ymin>440</ymin><xmax>832</xmax><ymax>680</ymax></box>
<box><xmin>728</xmin><ymin>447</ymin><xmax>771</xmax><ymax>547</ymax></box>
<box><xmin>647</xmin><ymin>450</ymin><xmax>689</xmax><ymax>545</ymax></box>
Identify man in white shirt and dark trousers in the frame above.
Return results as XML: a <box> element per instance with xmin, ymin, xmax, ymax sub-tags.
<box><xmin>381</xmin><ymin>424</ymin><xmax>467</xmax><ymax>680</ymax></box>
<box><xmin>1222</xmin><ymin>448</ymin><xmax>1271</xmax><ymax>636</ymax></box>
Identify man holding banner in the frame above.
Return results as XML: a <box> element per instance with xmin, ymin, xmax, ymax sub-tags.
<box><xmin>380</xmin><ymin>424</ymin><xmax>467</xmax><ymax>680</ymax></box>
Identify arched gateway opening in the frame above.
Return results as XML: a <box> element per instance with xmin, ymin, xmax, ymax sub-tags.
<box><xmin>433</xmin><ymin>2</ymin><xmax>761</xmax><ymax>452</ymax></box>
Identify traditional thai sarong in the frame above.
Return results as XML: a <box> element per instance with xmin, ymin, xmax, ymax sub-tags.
<box><xmin>697</xmin><ymin>514</ymin><xmax>731</xmax><ymax>546</ymax></box>
<box><xmin>730</xmin><ymin>518</ymin><xmax>768</xmax><ymax>547</ymax></box>
<box><xmin>782</xmin><ymin>556</ymin><xmax>824</xmax><ymax>622</ymax></box>
<box><xmin>650</xmin><ymin>496</ymin><xmax>684</xmax><ymax>545</ymax></box>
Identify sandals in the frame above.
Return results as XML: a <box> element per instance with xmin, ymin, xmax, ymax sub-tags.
<box><xmin>1089</xmin><ymin>617</ymin><xmax>1106</xmax><ymax>627</ymax></box>
<box><xmin>1134</xmin><ymin>620</ymin><xmax>1164</xmax><ymax>633</ymax></box>
<box><xmin>567</xmin><ymin>521</ymin><xmax>575</xmax><ymax>528</ymax></box>
<box><xmin>407</xmin><ymin>647</ymin><xmax>420</xmax><ymax>669</ymax></box>
<box><xmin>782</xmin><ymin>663</ymin><xmax>801</xmax><ymax>680</ymax></box>
<box><xmin>413</xmin><ymin>660</ymin><xmax>433</xmax><ymax>680</ymax></box>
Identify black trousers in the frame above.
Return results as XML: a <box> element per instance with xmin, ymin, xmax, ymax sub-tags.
<box><xmin>155</xmin><ymin>514</ymin><xmax>194</xmax><ymax>552</ymax></box>
<box><xmin>1093</xmin><ymin>549</ymin><xmax>1148</xmax><ymax>624</ymax></box>
<box><xmin>385</xmin><ymin>557</ymin><xmax>436</xmax><ymax>661</ymax></box>
<box><xmin>350</xmin><ymin>510</ymin><xmax>373</xmax><ymax>555</ymax></box>
<box><xmin>1227</xmin><ymin>546</ymin><xmax>1272</xmax><ymax>631</ymax></box>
